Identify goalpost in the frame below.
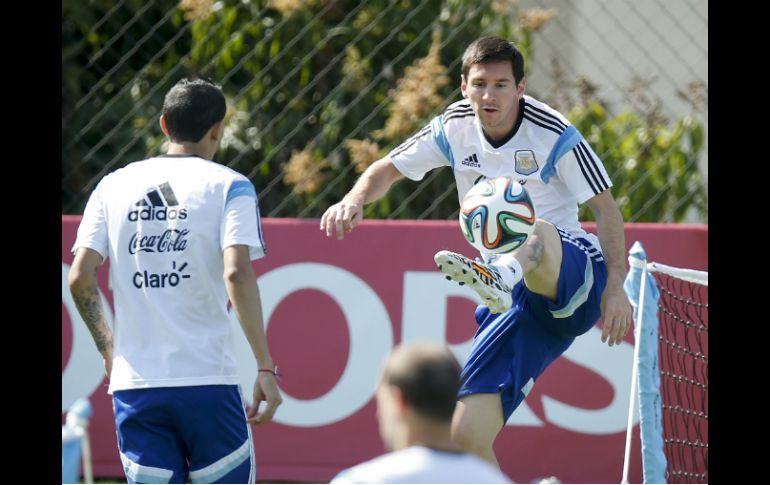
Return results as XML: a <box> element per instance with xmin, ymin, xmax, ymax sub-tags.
<box><xmin>622</xmin><ymin>242</ymin><xmax>708</xmax><ymax>484</ymax></box>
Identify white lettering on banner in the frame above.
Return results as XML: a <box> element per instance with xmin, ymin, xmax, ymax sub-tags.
<box><xmin>61</xmin><ymin>263</ymin><xmax>114</xmax><ymax>413</ymax></box>
<box><xmin>402</xmin><ymin>272</ymin><xmax>544</xmax><ymax>427</ymax></box>
<box><xmin>401</xmin><ymin>272</ymin><xmax>477</xmax><ymax>358</ymax></box>
<box><xmin>231</xmin><ymin>263</ymin><xmax>393</xmax><ymax>427</ymax></box>
<box><xmin>61</xmin><ymin>259</ymin><xmax>636</xmax><ymax>434</ymax></box>
<box><xmin>541</xmin><ymin>325</ymin><xmax>636</xmax><ymax>434</ymax></box>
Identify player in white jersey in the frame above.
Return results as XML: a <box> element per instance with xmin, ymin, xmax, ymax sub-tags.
<box><xmin>321</xmin><ymin>37</ymin><xmax>632</xmax><ymax>468</ymax></box>
<box><xmin>331</xmin><ymin>343</ymin><xmax>511</xmax><ymax>484</ymax></box>
<box><xmin>68</xmin><ymin>76</ymin><xmax>282</xmax><ymax>483</ymax></box>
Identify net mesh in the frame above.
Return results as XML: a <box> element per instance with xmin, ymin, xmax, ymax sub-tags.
<box><xmin>651</xmin><ymin>270</ymin><xmax>708</xmax><ymax>483</ymax></box>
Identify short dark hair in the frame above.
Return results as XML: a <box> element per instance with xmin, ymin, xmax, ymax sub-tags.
<box><xmin>382</xmin><ymin>344</ymin><xmax>462</xmax><ymax>422</ymax></box>
<box><xmin>162</xmin><ymin>75</ymin><xmax>226</xmax><ymax>143</ymax></box>
<box><xmin>461</xmin><ymin>36</ymin><xmax>525</xmax><ymax>85</ymax></box>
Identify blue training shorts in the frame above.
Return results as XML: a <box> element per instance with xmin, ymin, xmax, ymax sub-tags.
<box><xmin>113</xmin><ymin>384</ymin><xmax>255</xmax><ymax>484</ymax></box>
<box><xmin>458</xmin><ymin>228</ymin><xmax>607</xmax><ymax>422</ymax></box>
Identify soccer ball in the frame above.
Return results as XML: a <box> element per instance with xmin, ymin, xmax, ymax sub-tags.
<box><xmin>459</xmin><ymin>177</ymin><xmax>536</xmax><ymax>254</ymax></box>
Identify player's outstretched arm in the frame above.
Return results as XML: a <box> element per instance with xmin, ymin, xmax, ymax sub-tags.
<box><xmin>320</xmin><ymin>157</ymin><xmax>403</xmax><ymax>239</ymax></box>
<box><xmin>223</xmin><ymin>245</ymin><xmax>282</xmax><ymax>424</ymax></box>
<box><xmin>585</xmin><ymin>190</ymin><xmax>632</xmax><ymax>347</ymax></box>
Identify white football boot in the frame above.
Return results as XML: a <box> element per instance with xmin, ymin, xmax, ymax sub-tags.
<box><xmin>434</xmin><ymin>250</ymin><xmax>513</xmax><ymax>314</ymax></box>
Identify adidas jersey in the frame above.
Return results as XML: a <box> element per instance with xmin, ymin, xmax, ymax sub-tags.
<box><xmin>72</xmin><ymin>154</ymin><xmax>266</xmax><ymax>393</ymax></box>
<box><xmin>330</xmin><ymin>446</ymin><xmax>512</xmax><ymax>483</ymax></box>
<box><xmin>389</xmin><ymin>95</ymin><xmax>612</xmax><ymax>251</ymax></box>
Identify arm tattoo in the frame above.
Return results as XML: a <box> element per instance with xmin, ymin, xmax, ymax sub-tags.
<box><xmin>72</xmin><ymin>285</ymin><xmax>112</xmax><ymax>353</ymax></box>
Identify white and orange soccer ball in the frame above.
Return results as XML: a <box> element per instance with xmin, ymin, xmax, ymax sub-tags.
<box><xmin>459</xmin><ymin>177</ymin><xmax>536</xmax><ymax>255</ymax></box>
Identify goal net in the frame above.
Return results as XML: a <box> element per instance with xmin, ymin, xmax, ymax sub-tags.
<box><xmin>622</xmin><ymin>242</ymin><xmax>708</xmax><ymax>484</ymax></box>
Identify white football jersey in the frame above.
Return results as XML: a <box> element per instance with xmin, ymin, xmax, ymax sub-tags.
<box><xmin>72</xmin><ymin>155</ymin><xmax>266</xmax><ymax>393</ymax></box>
<box><xmin>331</xmin><ymin>446</ymin><xmax>513</xmax><ymax>483</ymax></box>
<box><xmin>389</xmin><ymin>95</ymin><xmax>612</xmax><ymax>250</ymax></box>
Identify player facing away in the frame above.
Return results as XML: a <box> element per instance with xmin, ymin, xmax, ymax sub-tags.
<box><xmin>68</xmin><ymin>76</ymin><xmax>282</xmax><ymax>483</ymax></box>
<box><xmin>331</xmin><ymin>343</ymin><xmax>511</xmax><ymax>484</ymax></box>
<box><xmin>320</xmin><ymin>36</ymin><xmax>632</xmax><ymax>467</ymax></box>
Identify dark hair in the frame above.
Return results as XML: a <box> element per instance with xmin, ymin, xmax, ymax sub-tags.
<box><xmin>461</xmin><ymin>36</ymin><xmax>525</xmax><ymax>84</ymax></box>
<box><xmin>162</xmin><ymin>75</ymin><xmax>226</xmax><ymax>143</ymax></box>
<box><xmin>383</xmin><ymin>344</ymin><xmax>462</xmax><ymax>422</ymax></box>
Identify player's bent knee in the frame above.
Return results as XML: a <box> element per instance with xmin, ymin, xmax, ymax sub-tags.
<box><xmin>532</xmin><ymin>219</ymin><xmax>560</xmax><ymax>245</ymax></box>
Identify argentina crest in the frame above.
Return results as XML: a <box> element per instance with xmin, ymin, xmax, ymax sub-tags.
<box><xmin>514</xmin><ymin>150</ymin><xmax>538</xmax><ymax>175</ymax></box>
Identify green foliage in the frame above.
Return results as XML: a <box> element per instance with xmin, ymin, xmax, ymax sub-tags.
<box><xmin>568</xmin><ymin>99</ymin><xmax>706</xmax><ymax>222</ymax></box>
<box><xmin>61</xmin><ymin>0</ymin><xmax>528</xmax><ymax>216</ymax></box>
<box><xmin>185</xmin><ymin>0</ymin><xmax>494</xmax><ymax>218</ymax></box>
<box><xmin>62</xmin><ymin>0</ymin><xmax>189</xmax><ymax>211</ymax></box>
<box><xmin>62</xmin><ymin>0</ymin><xmax>706</xmax><ymax>224</ymax></box>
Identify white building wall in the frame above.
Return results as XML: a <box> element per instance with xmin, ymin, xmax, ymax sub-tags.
<box><xmin>520</xmin><ymin>0</ymin><xmax>707</xmax><ymax>219</ymax></box>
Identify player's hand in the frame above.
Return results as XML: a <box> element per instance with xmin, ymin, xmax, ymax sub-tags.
<box><xmin>320</xmin><ymin>195</ymin><xmax>365</xmax><ymax>240</ymax></box>
<box><xmin>600</xmin><ymin>283</ymin><xmax>632</xmax><ymax>347</ymax></box>
<box><xmin>247</xmin><ymin>373</ymin><xmax>283</xmax><ymax>426</ymax></box>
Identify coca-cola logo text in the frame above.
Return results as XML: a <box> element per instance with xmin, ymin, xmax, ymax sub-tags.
<box><xmin>128</xmin><ymin>229</ymin><xmax>189</xmax><ymax>254</ymax></box>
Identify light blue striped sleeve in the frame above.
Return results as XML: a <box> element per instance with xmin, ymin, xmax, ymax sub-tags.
<box><xmin>223</xmin><ymin>179</ymin><xmax>266</xmax><ymax>259</ymax></box>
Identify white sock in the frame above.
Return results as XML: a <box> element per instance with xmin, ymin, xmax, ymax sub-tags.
<box><xmin>490</xmin><ymin>253</ymin><xmax>523</xmax><ymax>289</ymax></box>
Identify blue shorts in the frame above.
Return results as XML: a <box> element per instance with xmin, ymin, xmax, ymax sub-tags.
<box><xmin>113</xmin><ymin>385</ymin><xmax>255</xmax><ymax>484</ymax></box>
<box><xmin>458</xmin><ymin>229</ymin><xmax>607</xmax><ymax>422</ymax></box>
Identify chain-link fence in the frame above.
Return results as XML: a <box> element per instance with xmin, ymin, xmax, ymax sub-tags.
<box><xmin>62</xmin><ymin>0</ymin><xmax>707</xmax><ymax>222</ymax></box>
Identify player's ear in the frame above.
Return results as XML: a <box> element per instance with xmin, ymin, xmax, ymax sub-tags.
<box><xmin>159</xmin><ymin>115</ymin><xmax>170</xmax><ymax>137</ymax></box>
<box><xmin>209</xmin><ymin>120</ymin><xmax>224</xmax><ymax>141</ymax></box>
<box><xmin>391</xmin><ymin>387</ymin><xmax>408</xmax><ymax>414</ymax></box>
<box><xmin>460</xmin><ymin>75</ymin><xmax>468</xmax><ymax>98</ymax></box>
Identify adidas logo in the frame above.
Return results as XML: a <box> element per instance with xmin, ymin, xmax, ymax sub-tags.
<box><xmin>461</xmin><ymin>153</ymin><xmax>480</xmax><ymax>168</ymax></box>
<box><xmin>128</xmin><ymin>182</ymin><xmax>188</xmax><ymax>221</ymax></box>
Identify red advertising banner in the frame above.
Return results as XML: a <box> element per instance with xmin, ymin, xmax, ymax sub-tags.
<box><xmin>62</xmin><ymin>217</ymin><xmax>707</xmax><ymax>483</ymax></box>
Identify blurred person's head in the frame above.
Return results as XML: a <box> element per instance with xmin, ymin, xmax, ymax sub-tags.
<box><xmin>376</xmin><ymin>343</ymin><xmax>462</xmax><ymax>451</ymax></box>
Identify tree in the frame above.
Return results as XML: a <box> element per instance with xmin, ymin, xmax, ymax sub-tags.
<box><xmin>62</xmin><ymin>0</ymin><xmax>706</xmax><ymax>223</ymax></box>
